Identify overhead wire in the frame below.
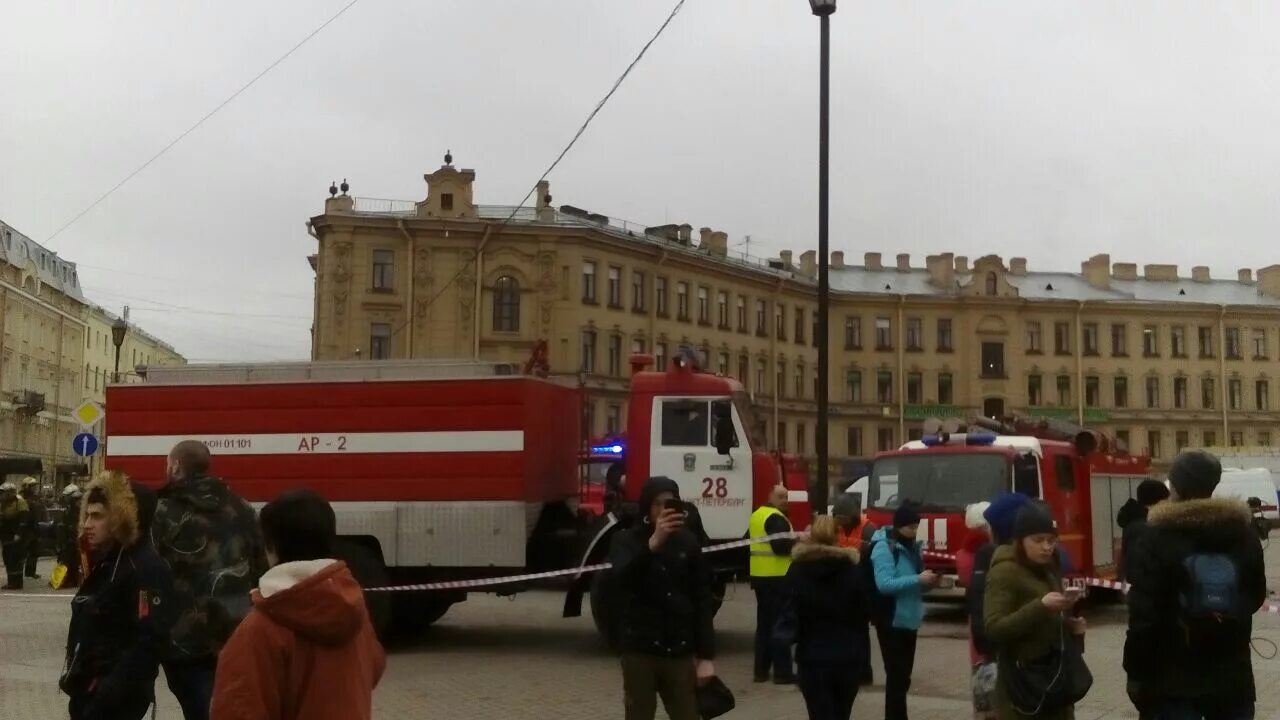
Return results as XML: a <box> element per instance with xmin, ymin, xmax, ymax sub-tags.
<box><xmin>386</xmin><ymin>0</ymin><xmax>688</xmax><ymax>343</ymax></box>
<box><xmin>44</xmin><ymin>0</ymin><xmax>366</xmax><ymax>245</ymax></box>
<box><xmin>82</xmin><ymin>285</ymin><xmax>311</xmax><ymax>321</ymax></box>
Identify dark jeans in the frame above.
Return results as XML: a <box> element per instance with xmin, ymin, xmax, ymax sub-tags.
<box><xmin>1143</xmin><ymin>699</ymin><xmax>1255</xmax><ymax>720</ymax></box>
<box><xmin>68</xmin><ymin>693</ymin><xmax>153</xmax><ymax>720</ymax></box>
<box><xmin>797</xmin><ymin>662</ymin><xmax>860</xmax><ymax>720</ymax></box>
<box><xmin>25</xmin><ymin>536</ymin><xmax>40</xmax><ymax>577</ymax></box>
<box><xmin>753</xmin><ymin>579</ymin><xmax>794</xmax><ymax>680</ymax></box>
<box><xmin>163</xmin><ymin>657</ymin><xmax>217</xmax><ymax>720</ymax></box>
<box><xmin>858</xmin><ymin>623</ymin><xmax>876</xmax><ymax>685</ymax></box>
<box><xmin>620</xmin><ymin>654</ymin><xmax>699</xmax><ymax>720</ymax></box>
<box><xmin>1</xmin><ymin>542</ymin><xmax>23</xmax><ymax>588</ymax></box>
<box><xmin>876</xmin><ymin>625</ymin><xmax>918</xmax><ymax>720</ymax></box>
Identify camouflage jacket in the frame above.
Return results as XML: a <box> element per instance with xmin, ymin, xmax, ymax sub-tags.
<box><xmin>151</xmin><ymin>476</ymin><xmax>267</xmax><ymax>659</ymax></box>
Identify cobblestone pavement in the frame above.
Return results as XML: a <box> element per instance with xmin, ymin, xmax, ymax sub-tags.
<box><xmin>3</xmin><ymin>548</ymin><xmax>1279</xmax><ymax>719</ymax></box>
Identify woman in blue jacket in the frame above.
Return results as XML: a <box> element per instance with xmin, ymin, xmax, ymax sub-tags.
<box><xmin>870</xmin><ymin>504</ymin><xmax>938</xmax><ymax>720</ymax></box>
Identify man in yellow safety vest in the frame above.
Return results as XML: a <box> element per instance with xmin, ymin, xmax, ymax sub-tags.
<box><xmin>749</xmin><ymin>485</ymin><xmax>796</xmax><ymax>684</ymax></box>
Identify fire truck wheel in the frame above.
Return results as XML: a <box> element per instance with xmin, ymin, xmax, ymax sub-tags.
<box><xmin>335</xmin><ymin>539</ymin><xmax>392</xmax><ymax>639</ymax></box>
<box><xmin>589</xmin><ymin>572</ymin><xmax>619</xmax><ymax>651</ymax></box>
<box><xmin>392</xmin><ymin>595</ymin><xmax>453</xmax><ymax>637</ymax></box>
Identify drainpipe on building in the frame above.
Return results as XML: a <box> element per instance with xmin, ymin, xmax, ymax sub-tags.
<box><xmin>472</xmin><ymin>223</ymin><xmax>495</xmax><ymax>360</ymax></box>
<box><xmin>1076</xmin><ymin>300</ymin><xmax>1085</xmax><ymax>427</ymax></box>
<box><xmin>1220</xmin><ymin>304</ymin><xmax>1229</xmax><ymax>440</ymax></box>
<box><xmin>898</xmin><ymin>294</ymin><xmax>906</xmax><ymax>441</ymax></box>
<box><xmin>49</xmin><ymin>315</ymin><xmax>64</xmax><ymax>484</ymax></box>
<box><xmin>397</xmin><ymin>219</ymin><xmax>416</xmax><ymax>358</ymax></box>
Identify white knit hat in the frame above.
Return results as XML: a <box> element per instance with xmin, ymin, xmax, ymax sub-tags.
<box><xmin>965</xmin><ymin>501</ymin><xmax>992</xmax><ymax>530</ymax></box>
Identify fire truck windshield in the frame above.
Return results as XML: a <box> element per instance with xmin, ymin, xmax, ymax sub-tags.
<box><xmin>868</xmin><ymin>452</ymin><xmax>1011</xmax><ymax>512</ymax></box>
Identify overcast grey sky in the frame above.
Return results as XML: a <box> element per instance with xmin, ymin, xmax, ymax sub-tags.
<box><xmin>3</xmin><ymin>1</ymin><xmax>1278</xmax><ymax>361</ymax></box>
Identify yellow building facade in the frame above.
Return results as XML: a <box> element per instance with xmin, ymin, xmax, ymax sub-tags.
<box><xmin>308</xmin><ymin>159</ymin><xmax>1280</xmax><ymax>472</ymax></box>
<box><xmin>84</xmin><ymin>305</ymin><xmax>186</xmax><ymax>406</ymax></box>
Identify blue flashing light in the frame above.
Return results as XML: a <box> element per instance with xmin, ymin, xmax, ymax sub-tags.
<box><xmin>920</xmin><ymin>435</ymin><xmax>943</xmax><ymax>447</ymax></box>
<box><xmin>591</xmin><ymin>444</ymin><xmax>625</xmax><ymax>455</ymax></box>
<box><xmin>966</xmin><ymin>432</ymin><xmax>997</xmax><ymax>446</ymax></box>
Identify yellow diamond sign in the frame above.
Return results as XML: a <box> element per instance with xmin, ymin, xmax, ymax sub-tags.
<box><xmin>73</xmin><ymin>400</ymin><xmax>104</xmax><ymax>428</ymax></box>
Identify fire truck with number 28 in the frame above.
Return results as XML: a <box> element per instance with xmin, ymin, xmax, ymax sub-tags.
<box><xmin>103</xmin><ymin>346</ymin><xmax>813</xmax><ymax>640</ymax></box>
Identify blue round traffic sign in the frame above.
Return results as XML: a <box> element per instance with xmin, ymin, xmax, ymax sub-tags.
<box><xmin>72</xmin><ymin>433</ymin><xmax>99</xmax><ymax>457</ymax></box>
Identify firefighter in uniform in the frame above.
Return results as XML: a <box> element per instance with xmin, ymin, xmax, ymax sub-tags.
<box><xmin>58</xmin><ymin>483</ymin><xmax>85</xmax><ymax>588</ymax></box>
<box><xmin>21</xmin><ymin>477</ymin><xmax>45</xmax><ymax>580</ymax></box>
<box><xmin>1</xmin><ymin>481</ymin><xmax>31</xmax><ymax>589</ymax></box>
<box><xmin>749</xmin><ymin>485</ymin><xmax>796</xmax><ymax>684</ymax></box>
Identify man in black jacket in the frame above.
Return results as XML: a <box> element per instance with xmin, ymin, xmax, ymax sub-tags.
<box><xmin>1115</xmin><ymin>479</ymin><xmax>1170</xmax><ymax>582</ymax></box>
<box><xmin>62</xmin><ymin>472</ymin><xmax>174</xmax><ymax>720</ymax></box>
<box><xmin>609</xmin><ymin>477</ymin><xmax>716</xmax><ymax>720</ymax></box>
<box><xmin>1124</xmin><ymin>451</ymin><xmax>1267</xmax><ymax>720</ymax></box>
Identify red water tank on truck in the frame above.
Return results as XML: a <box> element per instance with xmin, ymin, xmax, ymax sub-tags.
<box><xmin>104</xmin><ymin>352</ymin><xmax>811</xmax><ymax>640</ymax></box>
<box><xmin>860</xmin><ymin>415</ymin><xmax>1151</xmax><ymax>589</ymax></box>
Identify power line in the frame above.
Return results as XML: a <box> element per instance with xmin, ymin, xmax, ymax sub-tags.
<box><xmin>388</xmin><ymin>0</ymin><xmax>687</xmax><ymax>343</ymax></box>
<box><xmin>83</xmin><ymin>286</ymin><xmax>310</xmax><ymax>320</ymax></box>
<box><xmin>45</xmin><ymin>0</ymin><xmax>365</xmax><ymax>245</ymax></box>
<box><xmin>76</xmin><ymin>262</ymin><xmax>312</xmax><ymax>301</ymax></box>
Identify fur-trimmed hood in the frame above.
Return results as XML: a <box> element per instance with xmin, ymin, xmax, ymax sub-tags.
<box><xmin>792</xmin><ymin>541</ymin><xmax>859</xmax><ymax>565</ymax></box>
<box><xmin>80</xmin><ymin>471</ymin><xmax>140</xmax><ymax>548</ymax></box>
<box><xmin>1147</xmin><ymin>496</ymin><xmax>1251</xmax><ymax>530</ymax></box>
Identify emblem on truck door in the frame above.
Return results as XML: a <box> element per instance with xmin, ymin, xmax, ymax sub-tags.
<box><xmin>684</xmin><ymin>453</ymin><xmax>696</xmax><ymax>471</ymax></box>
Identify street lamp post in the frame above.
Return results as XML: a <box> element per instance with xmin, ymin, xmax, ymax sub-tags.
<box><xmin>810</xmin><ymin>0</ymin><xmax>835</xmax><ymax>514</ymax></box>
<box><xmin>111</xmin><ymin>315</ymin><xmax>128</xmax><ymax>384</ymax></box>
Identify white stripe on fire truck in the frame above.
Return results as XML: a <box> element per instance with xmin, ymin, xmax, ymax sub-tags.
<box><xmin>106</xmin><ymin>431</ymin><xmax>524</xmax><ymax>457</ymax></box>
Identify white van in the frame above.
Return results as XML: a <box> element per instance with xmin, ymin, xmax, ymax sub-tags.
<box><xmin>1213</xmin><ymin>468</ymin><xmax>1279</xmax><ymax>524</ymax></box>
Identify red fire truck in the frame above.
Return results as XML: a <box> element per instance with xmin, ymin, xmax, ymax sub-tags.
<box><xmin>104</xmin><ymin>353</ymin><xmax>811</xmax><ymax>638</ymax></box>
<box><xmin>861</xmin><ymin>416</ymin><xmax>1151</xmax><ymax>589</ymax></box>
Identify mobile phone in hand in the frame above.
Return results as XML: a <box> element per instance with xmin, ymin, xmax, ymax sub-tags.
<box><xmin>1063</xmin><ymin>586</ymin><xmax>1084</xmax><ymax>602</ymax></box>
<box><xmin>663</xmin><ymin>498</ymin><xmax>687</xmax><ymax>515</ymax></box>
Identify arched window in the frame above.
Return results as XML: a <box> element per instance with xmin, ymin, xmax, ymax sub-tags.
<box><xmin>985</xmin><ymin>272</ymin><xmax>998</xmax><ymax>296</ymax></box>
<box><xmin>493</xmin><ymin>276</ymin><xmax>520</xmax><ymax>332</ymax></box>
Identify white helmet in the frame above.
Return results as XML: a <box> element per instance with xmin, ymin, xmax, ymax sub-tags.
<box><xmin>21</xmin><ymin>477</ymin><xmax>38</xmax><ymax>488</ymax></box>
<box><xmin>62</xmin><ymin>484</ymin><xmax>83</xmax><ymax>498</ymax></box>
<box><xmin>0</xmin><ymin>482</ymin><xmax>16</xmax><ymax>493</ymax></box>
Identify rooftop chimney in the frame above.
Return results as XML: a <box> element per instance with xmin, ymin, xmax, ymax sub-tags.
<box><xmin>535</xmin><ymin>180</ymin><xmax>554</xmax><ymax>221</ymax></box>
<box><xmin>831</xmin><ymin>251</ymin><xmax>845</xmax><ymax>268</ymax></box>
<box><xmin>1112</xmin><ymin>262</ymin><xmax>1138</xmax><ymax>281</ymax></box>
<box><xmin>799</xmin><ymin>250</ymin><xmax>817</xmax><ymax>278</ymax></box>
<box><xmin>780</xmin><ymin>250</ymin><xmax>794</xmax><ymax>269</ymax></box>
<box><xmin>706</xmin><ymin>230</ymin><xmax>728</xmax><ymax>258</ymax></box>
<box><xmin>1082</xmin><ymin>253</ymin><xmax>1111</xmax><ymax>289</ymax></box>
<box><xmin>1191</xmin><ymin>266</ymin><xmax>1210</xmax><ymax>282</ymax></box>
<box><xmin>678</xmin><ymin>224</ymin><xmax>693</xmax><ymax>244</ymax></box>
<box><xmin>1239</xmin><ymin>268</ymin><xmax>1254</xmax><ymax>284</ymax></box>
<box><xmin>1257</xmin><ymin>265</ymin><xmax>1280</xmax><ymax>297</ymax></box>
<box><xmin>954</xmin><ymin>256</ymin><xmax>969</xmax><ymax>273</ymax></box>
<box><xmin>1143</xmin><ymin>264</ymin><xmax>1178</xmax><ymax>281</ymax></box>
<box><xmin>699</xmin><ymin>227</ymin><xmax>713</xmax><ymax>247</ymax></box>
<box><xmin>925</xmin><ymin>253</ymin><xmax>955</xmax><ymax>289</ymax></box>
<box><xmin>896</xmin><ymin>253</ymin><xmax>911</xmax><ymax>272</ymax></box>
<box><xmin>1009</xmin><ymin>257</ymin><xmax>1028</xmax><ymax>275</ymax></box>
<box><xmin>865</xmin><ymin>252</ymin><xmax>882</xmax><ymax>270</ymax></box>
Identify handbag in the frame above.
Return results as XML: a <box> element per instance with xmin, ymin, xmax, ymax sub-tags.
<box><xmin>971</xmin><ymin>661</ymin><xmax>997</xmax><ymax>713</ymax></box>
<box><xmin>50</xmin><ymin>562</ymin><xmax>68</xmax><ymax>590</ymax></box>
<box><xmin>696</xmin><ymin>675</ymin><xmax>735</xmax><ymax>719</ymax></box>
<box><xmin>1002</xmin><ymin>617</ymin><xmax>1092</xmax><ymax>715</ymax></box>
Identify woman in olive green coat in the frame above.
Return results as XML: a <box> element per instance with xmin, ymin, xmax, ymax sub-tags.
<box><xmin>982</xmin><ymin>506</ymin><xmax>1087</xmax><ymax>720</ymax></box>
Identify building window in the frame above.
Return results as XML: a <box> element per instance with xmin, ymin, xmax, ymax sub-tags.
<box><xmin>906</xmin><ymin>318</ymin><xmax>922</xmax><ymax>351</ymax></box>
<box><xmin>1116</xmin><ymin>429</ymin><xmax>1131</xmax><ymax>451</ymax></box>
<box><xmin>756</xmin><ymin>359</ymin><xmax>767</xmax><ymax>395</ymax></box>
<box><xmin>845</xmin><ymin>317</ymin><xmax>862</xmax><ymax>350</ymax></box>
<box><xmin>1085</xmin><ymin>376</ymin><xmax>1100</xmax><ymax>407</ymax></box>
<box><xmin>1111</xmin><ymin>324</ymin><xmax>1127</xmax><ymax>357</ymax></box>
<box><xmin>1142</xmin><ymin>325</ymin><xmax>1158</xmax><ymax>357</ymax></box>
<box><xmin>1204</xmin><ymin>430</ymin><xmax>1217</xmax><ymax>448</ymax></box>
<box><xmin>776</xmin><ymin>304</ymin><xmax>786</xmax><ymax>340</ymax></box>
<box><xmin>492</xmin><ymin>275</ymin><xmax>520</xmax><ymax>332</ymax></box>
<box><xmin>631</xmin><ymin>271</ymin><xmax>646</xmax><ymax>311</ymax></box>
<box><xmin>878</xmin><ymin>427</ymin><xmax>896</xmax><ymax>451</ymax></box>
<box><xmin>1026</xmin><ymin>321</ymin><xmax>1043</xmax><ymax>353</ymax></box>
<box><xmin>1083</xmin><ymin>323</ymin><xmax>1099</xmax><ymax>355</ymax></box>
<box><xmin>655</xmin><ymin>277</ymin><xmax>668</xmax><ymax>316</ymax></box>
<box><xmin>737</xmin><ymin>354</ymin><xmax>749</xmax><ymax>383</ymax></box>
<box><xmin>1198</xmin><ymin>326</ymin><xmax>1214</xmax><ymax>358</ymax></box>
<box><xmin>1145</xmin><ymin>376</ymin><xmax>1160</xmax><ymax>409</ymax></box>
<box><xmin>795</xmin><ymin>365</ymin><xmax>806</xmax><ymax>398</ymax></box>
<box><xmin>1028</xmin><ymin>374</ymin><xmax>1043</xmax><ymax>406</ymax></box>
<box><xmin>441</xmin><ymin>193</ymin><xmax>454</xmax><ymax>211</ymax></box>
<box><xmin>795</xmin><ymin>308</ymin><xmax>806</xmax><ymax>345</ymax></box>
<box><xmin>606</xmin><ymin>404</ymin><xmax>622</xmax><ymax>435</ymax></box>
<box><xmin>937</xmin><ymin>319</ymin><xmax>953</xmax><ymax>352</ymax></box>
<box><xmin>696</xmin><ymin>286</ymin><xmax>709</xmax><ymax>323</ymax></box>
<box><xmin>846</xmin><ymin>370</ymin><xmax>862</xmax><ymax>403</ymax></box>
<box><xmin>581</xmin><ymin>330</ymin><xmax>597</xmax><ymax>372</ymax></box>
<box><xmin>1174</xmin><ymin>377</ymin><xmax>1188</xmax><ymax>409</ymax></box>
<box><xmin>985</xmin><ymin>272</ymin><xmax>998</xmax><ymax>296</ymax></box>
<box><xmin>676</xmin><ymin>282</ymin><xmax>689</xmax><ymax>320</ymax></box>
<box><xmin>875</xmin><ymin>317</ymin><xmax>892</xmax><ymax>350</ymax></box>
<box><xmin>1057</xmin><ymin>375</ymin><xmax>1072</xmax><ymax>406</ymax></box>
<box><xmin>717</xmin><ymin>352</ymin><xmax>729</xmax><ymax>377</ymax></box>
<box><xmin>736</xmin><ymin>296</ymin><xmax>747</xmax><ymax>331</ymax></box>
<box><xmin>1231</xmin><ymin>431</ymin><xmax>1244</xmax><ymax>447</ymax></box>
<box><xmin>877</xmin><ymin>370</ymin><xmax>893</xmax><ymax>403</ymax></box>
<box><xmin>777</xmin><ymin>422</ymin><xmax>788</xmax><ymax>452</ymax></box>
<box><xmin>607</xmin><ymin>266</ymin><xmax>622</xmax><ymax>307</ymax></box>
<box><xmin>1114</xmin><ymin>376</ymin><xmax>1128</xmax><ymax>408</ymax></box>
<box><xmin>1258</xmin><ymin>379</ymin><xmax>1270</xmax><ymax>410</ymax></box>
<box><xmin>1171</xmin><ymin>325</ymin><xmax>1187</xmax><ymax>358</ymax></box>
<box><xmin>907</xmin><ymin>372</ymin><xmax>923</xmax><ymax>404</ymax></box>
<box><xmin>796</xmin><ymin>423</ymin><xmax>807</xmax><ymax>455</ymax></box>
<box><xmin>1054</xmin><ymin>322</ymin><xmax>1072</xmax><ymax>355</ymax></box>
<box><xmin>777</xmin><ymin>360</ymin><xmax>787</xmax><ymax>399</ymax></box>
<box><xmin>1225</xmin><ymin>327</ymin><xmax>1241</xmax><ymax>359</ymax></box>
<box><xmin>631</xmin><ymin>338</ymin><xmax>646</xmax><ymax>356</ymax></box>
<box><xmin>1202</xmin><ymin>378</ymin><xmax>1215</xmax><ymax>409</ymax></box>
<box><xmin>847</xmin><ymin>426</ymin><xmax>863</xmax><ymax>456</ymax></box>
<box><xmin>369</xmin><ymin>323</ymin><xmax>391</xmax><ymax>360</ymax></box>
<box><xmin>582</xmin><ymin>261</ymin><xmax>597</xmax><ymax>303</ymax></box>
<box><xmin>1259</xmin><ymin>431</ymin><xmax>1271</xmax><ymax>447</ymax></box>
<box><xmin>1255</xmin><ymin>329</ymin><xmax>1268</xmax><ymax>359</ymax></box>
<box><xmin>1176</xmin><ymin>431</ymin><xmax>1189</xmax><ymax>453</ymax></box>
<box><xmin>372</xmin><ymin>250</ymin><xmax>394</xmax><ymax>291</ymax></box>
<box><xmin>924</xmin><ymin>374</ymin><xmax>948</xmax><ymax>407</ymax></box>
<box><xmin>1148</xmin><ymin>431</ymin><xmax>1162</xmax><ymax>459</ymax></box>
<box><xmin>756</xmin><ymin>300</ymin><xmax>768</xmax><ymax>335</ymax></box>
<box><xmin>1229</xmin><ymin>378</ymin><xmax>1242</xmax><ymax>410</ymax></box>
<box><xmin>608</xmin><ymin>335</ymin><xmax>622</xmax><ymax>376</ymax></box>
<box><xmin>981</xmin><ymin>342</ymin><xmax>1005</xmax><ymax>378</ymax></box>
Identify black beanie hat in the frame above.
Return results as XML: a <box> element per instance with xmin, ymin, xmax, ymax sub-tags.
<box><xmin>1168</xmin><ymin>451</ymin><xmax>1221</xmax><ymax>499</ymax></box>
<box><xmin>1135</xmin><ymin>479</ymin><xmax>1170</xmax><ymax>507</ymax></box>
<box><xmin>638</xmin><ymin>476</ymin><xmax>681</xmax><ymax>515</ymax></box>
<box><xmin>893</xmin><ymin>503</ymin><xmax>922</xmax><ymax>529</ymax></box>
<box><xmin>1013</xmin><ymin>505</ymin><xmax>1056</xmax><ymax>539</ymax></box>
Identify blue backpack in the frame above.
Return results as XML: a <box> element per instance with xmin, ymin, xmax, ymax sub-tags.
<box><xmin>1179</xmin><ymin>553</ymin><xmax>1241</xmax><ymax>622</ymax></box>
